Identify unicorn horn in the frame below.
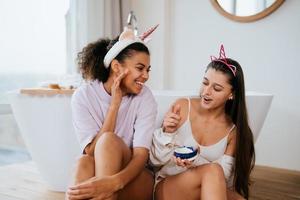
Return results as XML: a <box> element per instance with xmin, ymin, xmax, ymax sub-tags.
<box><xmin>139</xmin><ymin>24</ymin><xmax>159</xmax><ymax>41</ymax></box>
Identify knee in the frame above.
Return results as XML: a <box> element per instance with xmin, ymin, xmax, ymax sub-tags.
<box><xmin>95</xmin><ymin>132</ymin><xmax>125</xmax><ymax>153</ymax></box>
<box><xmin>201</xmin><ymin>163</ymin><xmax>225</xmax><ymax>181</ymax></box>
<box><xmin>96</xmin><ymin>132</ymin><xmax>122</xmax><ymax>147</ymax></box>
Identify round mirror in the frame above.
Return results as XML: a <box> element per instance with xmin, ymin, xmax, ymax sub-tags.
<box><xmin>211</xmin><ymin>0</ymin><xmax>285</xmax><ymax>22</ymax></box>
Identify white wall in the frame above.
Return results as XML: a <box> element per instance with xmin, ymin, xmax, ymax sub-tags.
<box><xmin>130</xmin><ymin>0</ymin><xmax>172</xmax><ymax>89</ymax></box>
<box><xmin>131</xmin><ymin>0</ymin><xmax>300</xmax><ymax>171</ymax></box>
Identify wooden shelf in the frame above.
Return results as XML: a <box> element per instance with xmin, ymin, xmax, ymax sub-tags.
<box><xmin>20</xmin><ymin>88</ymin><xmax>75</xmax><ymax>96</ymax></box>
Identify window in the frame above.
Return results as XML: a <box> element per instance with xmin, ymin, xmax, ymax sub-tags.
<box><xmin>0</xmin><ymin>0</ymin><xmax>69</xmax><ymax>104</ymax></box>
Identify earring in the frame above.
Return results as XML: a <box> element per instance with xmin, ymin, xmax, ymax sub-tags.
<box><xmin>229</xmin><ymin>96</ymin><xmax>233</xmax><ymax>100</ymax></box>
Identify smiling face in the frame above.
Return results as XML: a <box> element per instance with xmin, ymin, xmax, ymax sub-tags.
<box><xmin>200</xmin><ymin>68</ymin><xmax>234</xmax><ymax>110</ymax></box>
<box><xmin>118</xmin><ymin>51</ymin><xmax>151</xmax><ymax>95</ymax></box>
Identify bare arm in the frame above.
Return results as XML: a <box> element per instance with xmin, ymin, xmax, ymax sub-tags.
<box><xmin>161</xmin><ymin>98</ymin><xmax>192</xmax><ymax>133</ymax></box>
<box><xmin>224</xmin><ymin>130</ymin><xmax>237</xmax><ymax>156</ymax></box>
<box><xmin>67</xmin><ymin>148</ymin><xmax>149</xmax><ymax>199</ymax></box>
<box><xmin>85</xmin><ymin>70</ymin><xmax>128</xmax><ymax>156</ymax></box>
<box><xmin>213</xmin><ymin>130</ymin><xmax>237</xmax><ymax>180</ymax></box>
<box><xmin>84</xmin><ymin>105</ymin><xmax>119</xmax><ymax>156</ymax></box>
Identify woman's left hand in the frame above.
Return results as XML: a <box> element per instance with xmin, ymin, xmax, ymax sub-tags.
<box><xmin>173</xmin><ymin>156</ymin><xmax>195</xmax><ymax>168</ymax></box>
<box><xmin>67</xmin><ymin>176</ymin><xmax>121</xmax><ymax>200</ymax></box>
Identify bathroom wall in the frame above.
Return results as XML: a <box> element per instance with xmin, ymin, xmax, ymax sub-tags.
<box><xmin>131</xmin><ymin>0</ymin><xmax>300</xmax><ymax>171</ymax></box>
<box><xmin>129</xmin><ymin>0</ymin><xmax>170</xmax><ymax>89</ymax></box>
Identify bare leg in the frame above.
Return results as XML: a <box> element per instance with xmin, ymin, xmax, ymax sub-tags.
<box><xmin>155</xmin><ymin>163</ymin><xmax>227</xmax><ymax>200</ymax></box>
<box><xmin>118</xmin><ymin>169</ymin><xmax>154</xmax><ymax>200</ymax></box>
<box><xmin>201</xmin><ymin>164</ymin><xmax>227</xmax><ymax>200</ymax></box>
<box><xmin>94</xmin><ymin>132</ymin><xmax>131</xmax><ymax>178</ymax></box>
<box><xmin>93</xmin><ymin>132</ymin><xmax>129</xmax><ymax>200</ymax></box>
<box><xmin>66</xmin><ymin>155</ymin><xmax>95</xmax><ymax>200</ymax></box>
<box><xmin>72</xmin><ymin>154</ymin><xmax>95</xmax><ymax>185</ymax></box>
<box><xmin>94</xmin><ymin>132</ymin><xmax>153</xmax><ymax>200</ymax></box>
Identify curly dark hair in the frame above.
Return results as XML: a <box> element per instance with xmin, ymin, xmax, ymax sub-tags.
<box><xmin>77</xmin><ymin>36</ymin><xmax>149</xmax><ymax>82</ymax></box>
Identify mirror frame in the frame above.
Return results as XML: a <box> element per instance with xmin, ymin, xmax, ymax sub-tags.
<box><xmin>210</xmin><ymin>0</ymin><xmax>285</xmax><ymax>22</ymax></box>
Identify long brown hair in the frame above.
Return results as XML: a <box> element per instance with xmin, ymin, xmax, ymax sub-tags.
<box><xmin>207</xmin><ymin>59</ymin><xmax>255</xmax><ymax>199</ymax></box>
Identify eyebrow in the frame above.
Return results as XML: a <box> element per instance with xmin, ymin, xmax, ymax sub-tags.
<box><xmin>203</xmin><ymin>77</ymin><xmax>224</xmax><ymax>88</ymax></box>
<box><xmin>136</xmin><ymin>63</ymin><xmax>151</xmax><ymax>70</ymax></box>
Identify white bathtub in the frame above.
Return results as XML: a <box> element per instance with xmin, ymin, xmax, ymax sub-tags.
<box><xmin>7</xmin><ymin>90</ymin><xmax>273</xmax><ymax>191</ymax></box>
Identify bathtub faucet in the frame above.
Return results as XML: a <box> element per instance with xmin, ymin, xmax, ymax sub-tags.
<box><xmin>127</xmin><ymin>11</ymin><xmax>138</xmax><ymax>36</ymax></box>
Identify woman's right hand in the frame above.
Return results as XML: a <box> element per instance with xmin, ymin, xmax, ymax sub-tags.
<box><xmin>162</xmin><ymin>104</ymin><xmax>181</xmax><ymax>133</ymax></box>
<box><xmin>67</xmin><ymin>175</ymin><xmax>121</xmax><ymax>200</ymax></box>
<box><xmin>111</xmin><ymin>69</ymin><xmax>128</xmax><ymax>107</ymax></box>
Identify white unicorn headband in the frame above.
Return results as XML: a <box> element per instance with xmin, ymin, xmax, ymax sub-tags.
<box><xmin>103</xmin><ymin>24</ymin><xmax>159</xmax><ymax>68</ymax></box>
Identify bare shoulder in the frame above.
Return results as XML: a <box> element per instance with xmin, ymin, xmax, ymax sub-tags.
<box><xmin>173</xmin><ymin>98</ymin><xmax>189</xmax><ymax>107</ymax></box>
<box><xmin>228</xmin><ymin>126</ymin><xmax>237</xmax><ymax>143</ymax></box>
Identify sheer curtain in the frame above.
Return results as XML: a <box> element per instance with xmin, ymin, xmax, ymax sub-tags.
<box><xmin>66</xmin><ymin>0</ymin><xmax>131</xmax><ymax>74</ymax></box>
